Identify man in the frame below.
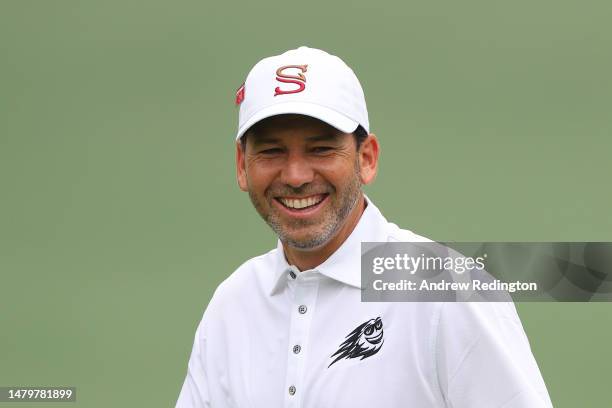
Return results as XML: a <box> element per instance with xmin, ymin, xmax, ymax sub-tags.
<box><xmin>176</xmin><ymin>46</ymin><xmax>553</xmax><ymax>407</ymax></box>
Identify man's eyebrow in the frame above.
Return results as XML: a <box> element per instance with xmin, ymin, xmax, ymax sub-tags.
<box><xmin>250</xmin><ymin>132</ymin><xmax>342</xmax><ymax>145</ymax></box>
<box><xmin>250</xmin><ymin>135</ymin><xmax>280</xmax><ymax>145</ymax></box>
<box><xmin>305</xmin><ymin>133</ymin><xmax>342</xmax><ymax>142</ymax></box>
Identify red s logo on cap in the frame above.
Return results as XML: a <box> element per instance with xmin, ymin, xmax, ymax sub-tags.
<box><xmin>274</xmin><ymin>64</ymin><xmax>308</xmax><ymax>96</ymax></box>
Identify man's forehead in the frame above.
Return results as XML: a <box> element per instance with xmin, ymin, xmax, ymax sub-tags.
<box><xmin>247</xmin><ymin>114</ymin><xmax>342</xmax><ymax>139</ymax></box>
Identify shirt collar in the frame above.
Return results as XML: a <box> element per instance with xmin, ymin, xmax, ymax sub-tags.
<box><xmin>269</xmin><ymin>195</ymin><xmax>389</xmax><ymax>295</ymax></box>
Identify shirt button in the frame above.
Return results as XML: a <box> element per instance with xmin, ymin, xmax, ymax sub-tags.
<box><xmin>298</xmin><ymin>305</ymin><xmax>307</xmax><ymax>314</ymax></box>
<box><xmin>289</xmin><ymin>271</ymin><xmax>296</xmax><ymax>279</ymax></box>
<box><xmin>288</xmin><ymin>385</ymin><xmax>296</xmax><ymax>396</ymax></box>
<box><xmin>293</xmin><ymin>344</ymin><xmax>301</xmax><ymax>354</ymax></box>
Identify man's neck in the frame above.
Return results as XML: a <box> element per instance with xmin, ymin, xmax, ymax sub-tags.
<box><xmin>282</xmin><ymin>195</ymin><xmax>367</xmax><ymax>271</ymax></box>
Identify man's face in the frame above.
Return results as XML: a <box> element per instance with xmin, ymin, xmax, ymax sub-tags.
<box><xmin>236</xmin><ymin>115</ymin><xmax>365</xmax><ymax>250</ymax></box>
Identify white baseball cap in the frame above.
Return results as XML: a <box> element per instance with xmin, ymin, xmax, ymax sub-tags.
<box><xmin>234</xmin><ymin>46</ymin><xmax>369</xmax><ymax>140</ymax></box>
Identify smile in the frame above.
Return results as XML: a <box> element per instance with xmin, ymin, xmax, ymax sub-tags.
<box><xmin>276</xmin><ymin>194</ymin><xmax>327</xmax><ymax>210</ymax></box>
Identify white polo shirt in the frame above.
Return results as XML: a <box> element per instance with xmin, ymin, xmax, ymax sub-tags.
<box><xmin>176</xmin><ymin>197</ymin><xmax>553</xmax><ymax>408</ymax></box>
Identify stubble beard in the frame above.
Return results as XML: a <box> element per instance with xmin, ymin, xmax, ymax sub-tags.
<box><xmin>247</xmin><ymin>160</ymin><xmax>363</xmax><ymax>250</ymax></box>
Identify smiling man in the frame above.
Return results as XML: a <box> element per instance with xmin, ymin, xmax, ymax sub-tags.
<box><xmin>176</xmin><ymin>46</ymin><xmax>553</xmax><ymax>408</ymax></box>
<box><xmin>237</xmin><ymin>113</ymin><xmax>375</xmax><ymax>271</ymax></box>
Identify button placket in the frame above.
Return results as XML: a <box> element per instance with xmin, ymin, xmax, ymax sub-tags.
<box><xmin>284</xmin><ymin>273</ymin><xmax>319</xmax><ymax>408</ymax></box>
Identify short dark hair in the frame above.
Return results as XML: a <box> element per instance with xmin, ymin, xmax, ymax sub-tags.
<box><xmin>240</xmin><ymin>124</ymin><xmax>369</xmax><ymax>152</ymax></box>
<box><xmin>353</xmin><ymin>125</ymin><xmax>368</xmax><ymax>151</ymax></box>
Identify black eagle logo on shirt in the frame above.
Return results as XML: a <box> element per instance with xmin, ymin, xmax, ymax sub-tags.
<box><xmin>328</xmin><ymin>317</ymin><xmax>384</xmax><ymax>368</ymax></box>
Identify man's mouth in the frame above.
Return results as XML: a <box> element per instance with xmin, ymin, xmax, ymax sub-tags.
<box><xmin>275</xmin><ymin>194</ymin><xmax>328</xmax><ymax>211</ymax></box>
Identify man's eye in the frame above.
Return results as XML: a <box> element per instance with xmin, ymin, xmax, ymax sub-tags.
<box><xmin>259</xmin><ymin>148</ymin><xmax>283</xmax><ymax>155</ymax></box>
<box><xmin>312</xmin><ymin>146</ymin><xmax>333</xmax><ymax>153</ymax></box>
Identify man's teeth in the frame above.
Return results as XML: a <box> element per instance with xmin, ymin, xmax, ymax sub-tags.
<box><xmin>279</xmin><ymin>196</ymin><xmax>324</xmax><ymax>209</ymax></box>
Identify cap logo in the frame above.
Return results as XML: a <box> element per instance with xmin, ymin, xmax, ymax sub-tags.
<box><xmin>235</xmin><ymin>82</ymin><xmax>245</xmax><ymax>105</ymax></box>
<box><xmin>274</xmin><ymin>64</ymin><xmax>308</xmax><ymax>96</ymax></box>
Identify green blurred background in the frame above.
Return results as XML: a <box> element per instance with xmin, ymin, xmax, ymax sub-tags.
<box><xmin>1</xmin><ymin>1</ymin><xmax>610</xmax><ymax>406</ymax></box>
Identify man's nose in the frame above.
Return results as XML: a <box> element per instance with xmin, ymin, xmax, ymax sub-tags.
<box><xmin>279</xmin><ymin>154</ymin><xmax>315</xmax><ymax>188</ymax></box>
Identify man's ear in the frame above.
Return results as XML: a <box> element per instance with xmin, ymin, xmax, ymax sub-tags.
<box><xmin>236</xmin><ymin>141</ymin><xmax>248</xmax><ymax>191</ymax></box>
<box><xmin>358</xmin><ymin>133</ymin><xmax>380</xmax><ymax>185</ymax></box>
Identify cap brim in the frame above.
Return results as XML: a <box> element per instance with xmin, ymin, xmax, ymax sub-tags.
<box><xmin>235</xmin><ymin>102</ymin><xmax>359</xmax><ymax>140</ymax></box>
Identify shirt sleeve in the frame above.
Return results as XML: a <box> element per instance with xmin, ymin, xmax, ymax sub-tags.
<box><xmin>435</xmin><ymin>302</ymin><xmax>554</xmax><ymax>408</ymax></box>
<box><xmin>176</xmin><ymin>316</ymin><xmax>211</xmax><ymax>408</ymax></box>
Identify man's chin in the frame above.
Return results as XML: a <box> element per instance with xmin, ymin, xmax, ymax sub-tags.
<box><xmin>280</xmin><ymin>232</ymin><xmax>331</xmax><ymax>251</ymax></box>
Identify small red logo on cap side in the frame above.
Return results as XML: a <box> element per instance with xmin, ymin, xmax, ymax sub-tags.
<box><xmin>274</xmin><ymin>64</ymin><xmax>308</xmax><ymax>96</ymax></box>
<box><xmin>235</xmin><ymin>83</ymin><xmax>245</xmax><ymax>105</ymax></box>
